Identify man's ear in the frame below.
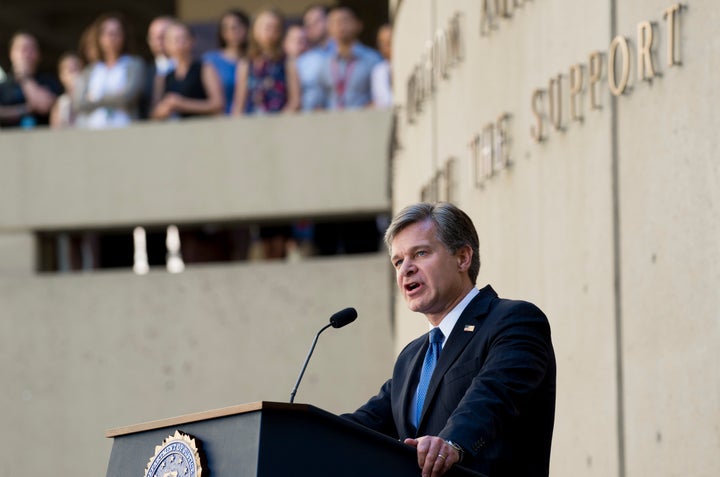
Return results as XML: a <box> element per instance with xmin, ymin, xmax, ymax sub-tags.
<box><xmin>456</xmin><ymin>245</ymin><xmax>473</xmax><ymax>273</ymax></box>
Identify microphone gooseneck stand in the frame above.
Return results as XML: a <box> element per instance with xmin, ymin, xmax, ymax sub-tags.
<box><xmin>289</xmin><ymin>323</ymin><xmax>333</xmax><ymax>403</ymax></box>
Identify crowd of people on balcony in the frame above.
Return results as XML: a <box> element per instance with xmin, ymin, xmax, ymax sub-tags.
<box><xmin>0</xmin><ymin>4</ymin><xmax>394</xmax><ymax>130</ymax></box>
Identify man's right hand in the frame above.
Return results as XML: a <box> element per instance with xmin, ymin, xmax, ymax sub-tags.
<box><xmin>404</xmin><ymin>436</ymin><xmax>460</xmax><ymax>477</ymax></box>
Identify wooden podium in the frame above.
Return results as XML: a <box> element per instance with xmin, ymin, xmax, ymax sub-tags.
<box><xmin>106</xmin><ymin>401</ymin><xmax>485</xmax><ymax>477</ymax></box>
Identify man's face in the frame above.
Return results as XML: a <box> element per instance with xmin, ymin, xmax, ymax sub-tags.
<box><xmin>391</xmin><ymin>220</ymin><xmax>470</xmax><ymax>324</ymax></box>
<box><xmin>327</xmin><ymin>9</ymin><xmax>358</xmax><ymax>44</ymax></box>
<box><xmin>10</xmin><ymin>34</ymin><xmax>39</xmax><ymax>75</ymax></box>
<box><xmin>303</xmin><ymin>7</ymin><xmax>327</xmax><ymax>46</ymax></box>
<box><xmin>148</xmin><ymin>18</ymin><xmax>171</xmax><ymax>57</ymax></box>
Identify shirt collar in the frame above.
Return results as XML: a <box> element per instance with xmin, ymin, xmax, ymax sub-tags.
<box><xmin>432</xmin><ymin>287</ymin><xmax>480</xmax><ymax>348</ymax></box>
<box><xmin>333</xmin><ymin>42</ymin><xmax>362</xmax><ymax>61</ymax></box>
<box><xmin>322</xmin><ymin>39</ymin><xmax>337</xmax><ymax>54</ymax></box>
<box><xmin>155</xmin><ymin>56</ymin><xmax>175</xmax><ymax>75</ymax></box>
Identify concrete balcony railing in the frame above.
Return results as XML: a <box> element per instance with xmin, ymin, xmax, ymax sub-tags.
<box><xmin>0</xmin><ymin>109</ymin><xmax>393</xmax><ymax>231</ymax></box>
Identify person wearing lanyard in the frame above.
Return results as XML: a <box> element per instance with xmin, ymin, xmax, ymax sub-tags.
<box><xmin>321</xmin><ymin>5</ymin><xmax>381</xmax><ymax>110</ymax></box>
<box><xmin>330</xmin><ymin>53</ymin><xmax>356</xmax><ymax>109</ymax></box>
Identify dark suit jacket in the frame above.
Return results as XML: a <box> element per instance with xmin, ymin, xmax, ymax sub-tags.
<box><xmin>343</xmin><ymin>285</ymin><xmax>556</xmax><ymax>477</ymax></box>
<box><xmin>138</xmin><ymin>60</ymin><xmax>157</xmax><ymax>120</ymax></box>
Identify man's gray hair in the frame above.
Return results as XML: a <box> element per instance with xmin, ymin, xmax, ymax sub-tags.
<box><xmin>384</xmin><ymin>202</ymin><xmax>480</xmax><ymax>284</ymax></box>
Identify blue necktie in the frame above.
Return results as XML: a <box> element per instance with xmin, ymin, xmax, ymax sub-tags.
<box><xmin>415</xmin><ymin>327</ymin><xmax>444</xmax><ymax>427</ymax></box>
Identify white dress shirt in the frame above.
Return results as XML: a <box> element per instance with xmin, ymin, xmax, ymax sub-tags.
<box><xmin>433</xmin><ymin>287</ymin><xmax>480</xmax><ymax>348</ymax></box>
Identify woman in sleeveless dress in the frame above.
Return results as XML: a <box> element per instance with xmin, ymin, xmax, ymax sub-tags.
<box><xmin>231</xmin><ymin>9</ymin><xmax>300</xmax><ymax>115</ymax></box>
<box><xmin>151</xmin><ymin>21</ymin><xmax>224</xmax><ymax>120</ymax></box>
<box><xmin>202</xmin><ymin>10</ymin><xmax>250</xmax><ymax>115</ymax></box>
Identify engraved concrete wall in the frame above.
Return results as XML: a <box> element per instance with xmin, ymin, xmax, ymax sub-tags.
<box><xmin>392</xmin><ymin>1</ymin><xmax>719</xmax><ymax>476</ymax></box>
<box><xmin>616</xmin><ymin>2</ymin><xmax>720</xmax><ymax>476</ymax></box>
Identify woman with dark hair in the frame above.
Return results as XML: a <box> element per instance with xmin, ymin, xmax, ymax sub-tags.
<box><xmin>202</xmin><ymin>10</ymin><xmax>249</xmax><ymax>114</ymax></box>
<box><xmin>73</xmin><ymin>13</ymin><xmax>144</xmax><ymax>128</ymax></box>
<box><xmin>231</xmin><ymin>8</ymin><xmax>300</xmax><ymax>115</ymax></box>
<box><xmin>151</xmin><ymin>21</ymin><xmax>224</xmax><ymax>119</ymax></box>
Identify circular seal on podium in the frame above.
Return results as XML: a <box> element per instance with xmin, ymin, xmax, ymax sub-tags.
<box><xmin>144</xmin><ymin>430</ymin><xmax>204</xmax><ymax>477</ymax></box>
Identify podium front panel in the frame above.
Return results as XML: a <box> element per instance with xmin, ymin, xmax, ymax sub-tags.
<box><xmin>106</xmin><ymin>411</ymin><xmax>262</xmax><ymax>477</ymax></box>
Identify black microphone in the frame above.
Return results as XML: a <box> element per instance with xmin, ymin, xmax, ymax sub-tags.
<box><xmin>329</xmin><ymin>307</ymin><xmax>358</xmax><ymax>328</ymax></box>
<box><xmin>289</xmin><ymin>307</ymin><xmax>358</xmax><ymax>403</ymax></box>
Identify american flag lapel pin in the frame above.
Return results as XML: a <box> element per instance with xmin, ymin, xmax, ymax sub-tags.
<box><xmin>464</xmin><ymin>325</ymin><xmax>475</xmax><ymax>332</ymax></box>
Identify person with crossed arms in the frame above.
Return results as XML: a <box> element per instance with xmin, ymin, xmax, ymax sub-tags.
<box><xmin>344</xmin><ymin>202</ymin><xmax>556</xmax><ymax>477</ymax></box>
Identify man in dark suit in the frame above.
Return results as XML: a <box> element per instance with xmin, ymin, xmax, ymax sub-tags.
<box><xmin>139</xmin><ymin>16</ymin><xmax>175</xmax><ymax>119</ymax></box>
<box><xmin>343</xmin><ymin>203</ymin><xmax>556</xmax><ymax>477</ymax></box>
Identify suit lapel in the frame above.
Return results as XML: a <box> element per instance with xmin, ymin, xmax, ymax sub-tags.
<box><xmin>417</xmin><ymin>286</ymin><xmax>497</xmax><ymax>429</ymax></box>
